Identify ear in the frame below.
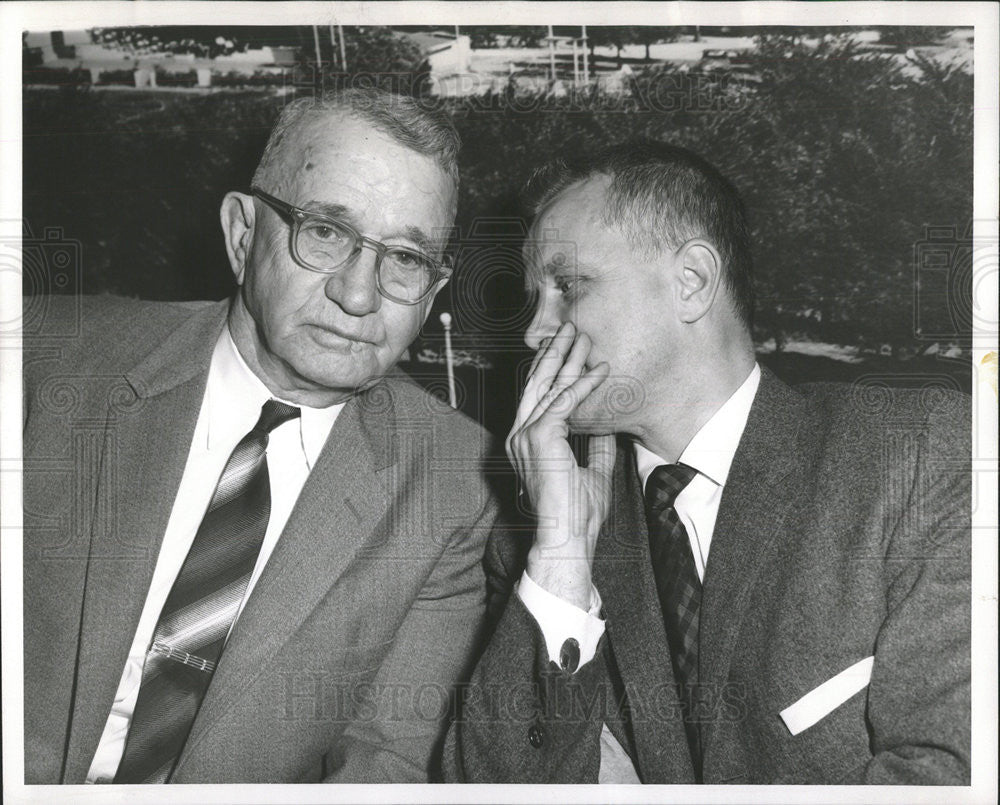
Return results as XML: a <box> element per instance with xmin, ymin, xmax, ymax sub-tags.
<box><xmin>220</xmin><ymin>191</ymin><xmax>256</xmax><ymax>285</ymax></box>
<box><xmin>418</xmin><ymin>275</ymin><xmax>451</xmax><ymax>326</ymax></box>
<box><xmin>675</xmin><ymin>238</ymin><xmax>722</xmax><ymax>324</ymax></box>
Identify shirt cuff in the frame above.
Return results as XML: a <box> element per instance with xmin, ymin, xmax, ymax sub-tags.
<box><xmin>516</xmin><ymin>570</ymin><xmax>606</xmax><ymax>672</ymax></box>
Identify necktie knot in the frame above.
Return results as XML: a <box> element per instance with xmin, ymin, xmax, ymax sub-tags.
<box><xmin>253</xmin><ymin>399</ymin><xmax>300</xmax><ymax>435</ymax></box>
<box><xmin>645</xmin><ymin>463</ymin><xmax>698</xmax><ymax>515</ymax></box>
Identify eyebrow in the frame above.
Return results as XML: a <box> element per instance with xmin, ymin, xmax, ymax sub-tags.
<box><xmin>523</xmin><ymin>254</ymin><xmax>579</xmax><ymax>290</ymax></box>
<box><xmin>302</xmin><ymin>200</ymin><xmax>352</xmax><ymax>220</ymax></box>
<box><xmin>401</xmin><ymin>225</ymin><xmax>438</xmax><ymax>256</ymax></box>
<box><xmin>301</xmin><ymin>200</ymin><xmax>440</xmax><ymax>256</ymax></box>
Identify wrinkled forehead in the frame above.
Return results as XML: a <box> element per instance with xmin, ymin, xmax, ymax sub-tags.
<box><xmin>271</xmin><ymin>113</ymin><xmax>457</xmax><ymax>230</ymax></box>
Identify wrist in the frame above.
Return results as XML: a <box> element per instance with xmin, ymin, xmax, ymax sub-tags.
<box><xmin>526</xmin><ymin>544</ymin><xmax>594</xmax><ymax>611</ymax></box>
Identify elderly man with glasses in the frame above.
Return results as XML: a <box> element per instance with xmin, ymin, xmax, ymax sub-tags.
<box><xmin>23</xmin><ymin>88</ymin><xmax>498</xmax><ymax>784</ymax></box>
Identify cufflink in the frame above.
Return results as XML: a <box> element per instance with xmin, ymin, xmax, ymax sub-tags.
<box><xmin>559</xmin><ymin>637</ymin><xmax>580</xmax><ymax>673</ymax></box>
<box><xmin>528</xmin><ymin>724</ymin><xmax>544</xmax><ymax>748</ymax></box>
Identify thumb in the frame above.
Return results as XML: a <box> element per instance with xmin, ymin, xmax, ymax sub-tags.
<box><xmin>587</xmin><ymin>433</ymin><xmax>617</xmax><ymax>482</ymax></box>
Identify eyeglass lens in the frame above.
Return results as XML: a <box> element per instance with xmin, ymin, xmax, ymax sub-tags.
<box><xmin>297</xmin><ymin>218</ymin><xmax>438</xmax><ymax>301</ymax></box>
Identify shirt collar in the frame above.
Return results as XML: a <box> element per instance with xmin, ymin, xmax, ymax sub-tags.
<box><xmin>205</xmin><ymin>327</ymin><xmax>344</xmax><ymax>469</ymax></box>
<box><xmin>634</xmin><ymin>363</ymin><xmax>761</xmax><ymax>490</ymax></box>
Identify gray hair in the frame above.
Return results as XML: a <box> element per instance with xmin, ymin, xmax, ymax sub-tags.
<box><xmin>252</xmin><ymin>87</ymin><xmax>460</xmax><ymax>194</ymax></box>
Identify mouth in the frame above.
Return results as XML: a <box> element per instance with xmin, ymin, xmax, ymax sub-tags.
<box><xmin>309</xmin><ymin>324</ymin><xmax>373</xmax><ymax>350</ymax></box>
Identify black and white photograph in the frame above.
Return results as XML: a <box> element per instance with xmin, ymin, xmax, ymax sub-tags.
<box><xmin>1</xmin><ymin>2</ymin><xmax>997</xmax><ymax>803</ymax></box>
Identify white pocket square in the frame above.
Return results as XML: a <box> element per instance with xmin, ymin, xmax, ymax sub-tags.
<box><xmin>779</xmin><ymin>656</ymin><xmax>874</xmax><ymax>737</ymax></box>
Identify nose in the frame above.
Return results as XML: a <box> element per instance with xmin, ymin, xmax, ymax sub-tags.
<box><xmin>524</xmin><ymin>293</ymin><xmax>560</xmax><ymax>351</ymax></box>
<box><xmin>324</xmin><ymin>245</ymin><xmax>381</xmax><ymax>316</ymax></box>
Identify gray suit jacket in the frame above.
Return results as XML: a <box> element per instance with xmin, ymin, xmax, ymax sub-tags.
<box><xmin>445</xmin><ymin>368</ymin><xmax>971</xmax><ymax>784</ymax></box>
<box><xmin>23</xmin><ymin>295</ymin><xmax>499</xmax><ymax>783</ymax></box>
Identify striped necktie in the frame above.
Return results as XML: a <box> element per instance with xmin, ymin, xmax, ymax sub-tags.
<box><xmin>644</xmin><ymin>462</ymin><xmax>702</xmax><ymax>779</ymax></box>
<box><xmin>114</xmin><ymin>399</ymin><xmax>300</xmax><ymax>783</ymax></box>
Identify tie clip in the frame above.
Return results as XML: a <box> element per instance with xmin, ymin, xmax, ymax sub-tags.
<box><xmin>149</xmin><ymin>641</ymin><xmax>217</xmax><ymax>673</ymax></box>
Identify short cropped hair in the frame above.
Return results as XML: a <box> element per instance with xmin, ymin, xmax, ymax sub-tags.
<box><xmin>525</xmin><ymin>141</ymin><xmax>754</xmax><ymax>329</ymax></box>
<box><xmin>252</xmin><ymin>87</ymin><xmax>461</xmax><ymax>197</ymax></box>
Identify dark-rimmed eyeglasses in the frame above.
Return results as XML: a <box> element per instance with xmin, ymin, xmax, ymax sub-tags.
<box><xmin>251</xmin><ymin>187</ymin><xmax>451</xmax><ymax>305</ymax></box>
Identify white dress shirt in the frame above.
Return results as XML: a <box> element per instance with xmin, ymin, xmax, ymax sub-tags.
<box><xmin>86</xmin><ymin>328</ymin><xmax>343</xmax><ymax>783</ymax></box>
<box><xmin>516</xmin><ymin>363</ymin><xmax>761</xmax><ymax>783</ymax></box>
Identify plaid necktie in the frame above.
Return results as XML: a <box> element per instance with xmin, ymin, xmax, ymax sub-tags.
<box><xmin>644</xmin><ymin>462</ymin><xmax>702</xmax><ymax>778</ymax></box>
<box><xmin>114</xmin><ymin>399</ymin><xmax>300</xmax><ymax>783</ymax></box>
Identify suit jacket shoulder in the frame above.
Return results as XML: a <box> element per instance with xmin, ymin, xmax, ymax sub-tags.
<box><xmin>792</xmin><ymin>378</ymin><xmax>970</xmax><ymax>452</ymax></box>
<box><xmin>377</xmin><ymin>368</ymin><xmax>495</xmax><ymax>458</ymax></box>
<box><xmin>25</xmin><ymin>294</ymin><xmax>220</xmax><ymax>367</ymax></box>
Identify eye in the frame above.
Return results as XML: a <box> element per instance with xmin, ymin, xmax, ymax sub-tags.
<box><xmin>302</xmin><ymin>218</ymin><xmax>353</xmax><ymax>245</ymax></box>
<box><xmin>311</xmin><ymin>224</ymin><xmax>344</xmax><ymax>242</ymax></box>
<box><xmin>553</xmin><ymin>276</ymin><xmax>579</xmax><ymax>298</ymax></box>
<box><xmin>387</xmin><ymin>248</ymin><xmax>436</xmax><ymax>273</ymax></box>
<box><xmin>392</xmin><ymin>250</ymin><xmax>421</xmax><ymax>268</ymax></box>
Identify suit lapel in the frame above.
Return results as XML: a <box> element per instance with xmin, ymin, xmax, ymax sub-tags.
<box><xmin>61</xmin><ymin>301</ymin><xmax>229</xmax><ymax>783</ymax></box>
<box><xmin>593</xmin><ymin>440</ymin><xmax>696</xmax><ymax>784</ymax></box>
<box><xmin>698</xmin><ymin>369</ymin><xmax>810</xmax><ymax>751</ymax></box>
<box><xmin>173</xmin><ymin>382</ymin><xmax>397</xmax><ymax>770</ymax></box>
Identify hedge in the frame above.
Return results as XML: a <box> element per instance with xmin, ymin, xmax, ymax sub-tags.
<box><xmin>22</xmin><ymin>38</ymin><xmax>973</xmax><ymax>363</ymax></box>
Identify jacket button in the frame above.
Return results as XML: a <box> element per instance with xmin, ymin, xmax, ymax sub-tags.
<box><xmin>528</xmin><ymin>724</ymin><xmax>544</xmax><ymax>748</ymax></box>
<box><xmin>559</xmin><ymin>638</ymin><xmax>580</xmax><ymax>672</ymax></box>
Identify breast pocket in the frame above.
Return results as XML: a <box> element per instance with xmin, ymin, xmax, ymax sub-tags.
<box><xmin>780</xmin><ymin>656</ymin><xmax>874</xmax><ymax>736</ymax></box>
<box><xmin>751</xmin><ymin>655</ymin><xmax>875</xmax><ymax>784</ymax></box>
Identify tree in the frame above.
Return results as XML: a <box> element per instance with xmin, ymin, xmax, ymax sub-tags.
<box><xmin>581</xmin><ymin>26</ymin><xmax>683</xmax><ymax>63</ymax></box>
<box><xmin>24</xmin><ymin>26</ymin><xmax>973</xmax><ymax>362</ymax></box>
<box><xmin>89</xmin><ymin>26</ymin><xmax>303</xmax><ymax>58</ymax></box>
<box><xmin>876</xmin><ymin>26</ymin><xmax>952</xmax><ymax>49</ymax></box>
<box><xmin>738</xmin><ymin>36</ymin><xmax>972</xmax><ymax>354</ymax></box>
<box><xmin>299</xmin><ymin>27</ymin><xmax>430</xmax><ymax>96</ymax></box>
<box><xmin>634</xmin><ymin>26</ymin><xmax>683</xmax><ymax>61</ymax></box>
<box><xmin>585</xmin><ymin>26</ymin><xmax>637</xmax><ymax>66</ymax></box>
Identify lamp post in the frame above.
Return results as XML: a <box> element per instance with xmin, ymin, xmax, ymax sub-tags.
<box><xmin>439</xmin><ymin>312</ymin><xmax>457</xmax><ymax>409</ymax></box>
<box><xmin>548</xmin><ymin>24</ymin><xmax>556</xmax><ymax>81</ymax></box>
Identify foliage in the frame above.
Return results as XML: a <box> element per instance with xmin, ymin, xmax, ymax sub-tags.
<box><xmin>494</xmin><ymin>27</ymin><xmax>549</xmax><ymax>48</ymax></box>
<box><xmin>22</xmin><ymin>65</ymin><xmax>90</xmax><ymax>86</ymax></box>
<box><xmin>337</xmin><ymin>27</ymin><xmax>424</xmax><ymax>73</ymax></box>
<box><xmin>735</xmin><ymin>36</ymin><xmax>973</xmax><ymax>353</ymax></box>
<box><xmin>212</xmin><ymin>70</ymin><xmax>290</xmax><ymax>88</ymax></box>
<box><xmin>155</xmin><ymin>69</ymin><xmax>199</xmax><ymax>88</ymax></box>
<box><xmin>875</xmin><ymin>26</ymin><xmax>952</xmax><ymax>49</ymax></box>
<box><xmin>392</xmin><ymin>25</ymin><xmax>550</xmax><ymax>48</ymax></box>
<box><xmin>22</xmin><ymin>36</ymin><xmax>972</xmax><ymax>362</ymax></box>
<box><xmin>301</xmin><ymin>27</ymin><xmax>432</xmax><ymax>96</ymax></box>
<box><xmin>92</xmin><ymin>27</ymin><xmax>230</xmax><ymax>58</ymax></box>
<box><xmin>396</xmin><ymin>25</ymin><xmax>690</xmax><ymax>51</ymax></box>
<box><xmin>89</xmin><ymin>26</ymin><xmax>306</xmax><ymax>57</ymax></box>
<box><xmin>95</xmin><ymin>69</ymin><xmax>136</xmax><ymax>86</ymax></box>
<box><xmin>582</xmin><ymin>26</ymin><xmax>683</xmax><ymax>60</ymax></box>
